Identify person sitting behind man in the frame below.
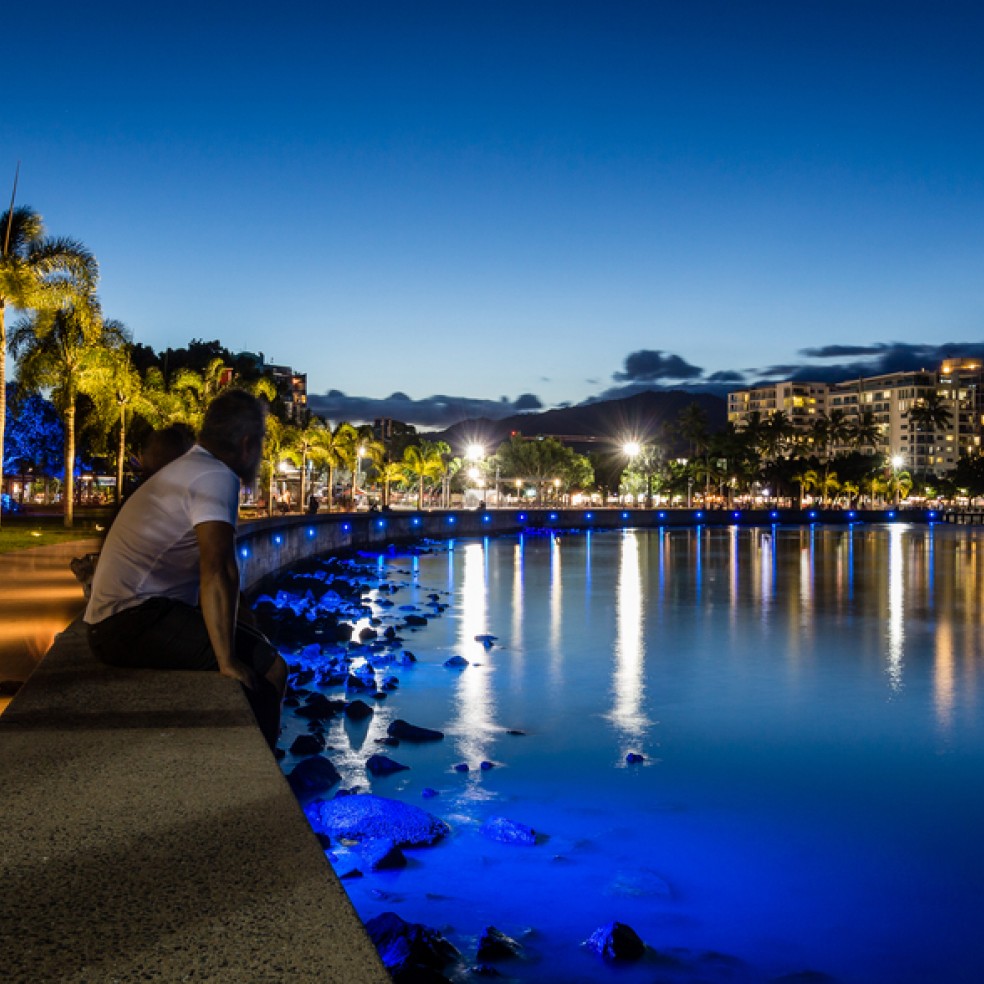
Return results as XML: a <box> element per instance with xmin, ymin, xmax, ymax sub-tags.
<box><xmin>84</xmin><ymin>390</ymin><xmax>286</xmax><ymax>750</ymax></box>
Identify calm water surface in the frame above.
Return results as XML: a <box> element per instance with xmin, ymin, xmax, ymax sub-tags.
<box><xmin>279</xmin><ymin>524</ymin><xmax>984</xmax><ymax>983</ymax></box>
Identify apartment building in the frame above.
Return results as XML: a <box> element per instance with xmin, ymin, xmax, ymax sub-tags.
<box><xmin>729</xmin><ymin>359</ymin><xmax>982</xmax><ymax>474</ymax></box>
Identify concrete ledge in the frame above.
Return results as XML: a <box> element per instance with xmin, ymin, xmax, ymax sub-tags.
<box><xmin>0</xmin><ymin>617</ymin><xmax>389</xmax><ymax>984</ymax></box>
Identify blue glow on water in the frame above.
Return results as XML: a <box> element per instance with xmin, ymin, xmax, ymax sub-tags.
<box><xmin>275</xmin><ymin>526</ymin><xmax>984</xmax><ymax>983</ymax></box>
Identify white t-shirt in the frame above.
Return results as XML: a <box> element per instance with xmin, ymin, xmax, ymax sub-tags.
<box><xmin>85</xmin><ymin>446</ymin><xmax>240</xmax><ymax>623</ymax></box>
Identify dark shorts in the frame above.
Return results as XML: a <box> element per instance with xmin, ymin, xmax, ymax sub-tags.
<box><xmin>86</xmin><ymin>597</ymin><xmax>278</xmax><ymax>676</ymax></box>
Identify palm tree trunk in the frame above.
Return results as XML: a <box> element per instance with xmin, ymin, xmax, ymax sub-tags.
<box><xmin>327</xmin><ymin>464</ymin><xmax>334</xmax><ymax>512</ymax></box>
<box><xmin>418</xmin><ymin>474</ymin><xmax>424</xmax><ymax>510</ymax></box>
<box><xmin>116</xmin><ymin>405</ymin><xmax>126</xmax><ymax>504</ymax></box>
<box><xmin>63</xmin><ymin>399</ymin><xmax>76</xmax><ymax>529</ymax></box>
<box><xmin>300</xmin><ymin>450</ymin><xmax>308</xmax><ymax>510</ymax></box>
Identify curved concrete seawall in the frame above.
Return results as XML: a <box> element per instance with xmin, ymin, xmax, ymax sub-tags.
<box><xmin>238</xmin><ymin>505</ymin><xmax>936</xmax><ymax>591</ymax></box>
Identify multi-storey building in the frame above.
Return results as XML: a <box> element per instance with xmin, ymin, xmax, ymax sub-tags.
<box><xmin>729</xmin><ymin>359</ymin><xmax>983</xmax><ymax>474</ymax></box>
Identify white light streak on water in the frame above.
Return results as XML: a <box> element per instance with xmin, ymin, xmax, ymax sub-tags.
<box><xmin>886</xmin><ymin>524</ymin><xmax>905</xmax><ymax>693</ymax></box>
<box><xmin>549</xmin><ymin>534</ymin><xmax>563</xmax><ymax>679</ymax></box>
<box><xmin>610</xmin><ymin>531</ymin><xmax>648</xmax><ymax>744</ymax></box>
<box><xmin>934</xmin><ymin>619</ymin><xmax>954</xmax><ymax>737</ymax></box>
<box><xmin>451</xmin><ymin>541</ymin><xmax>495</xmax><ymax>765</ymax></box>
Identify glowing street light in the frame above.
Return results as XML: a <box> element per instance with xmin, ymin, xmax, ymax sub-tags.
<box><xmin>466</xmin><ymin>443</ymin><xmax>485</xmax><ymax>461</ymax></box>
<box><xmin>623</xmin><ymin>440</ymin><xmax>642</xmax><ymax>458</ymax></box>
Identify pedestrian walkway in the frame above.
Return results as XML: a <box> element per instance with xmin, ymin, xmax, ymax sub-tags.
<box><xmin>0</xmin><ymin>538</ymin><xmax>100</xmax><ymax>713</ymax></box>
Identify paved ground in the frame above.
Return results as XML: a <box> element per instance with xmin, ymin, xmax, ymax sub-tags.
<box><xmin>0</xmin><ymin>538</ymin><xmax>101</xmax><ymax>713</ymax></box>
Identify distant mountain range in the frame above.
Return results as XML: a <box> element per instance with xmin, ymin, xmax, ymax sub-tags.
<box><xmin>432</xmin><ymin>389</ymin><xmax>727</xmax><ymax>456</ymax></box>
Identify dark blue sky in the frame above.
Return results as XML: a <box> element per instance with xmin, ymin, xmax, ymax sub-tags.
<box><xmin>5</xmin><ymin>1</ymin><xmax>984</xmax><ymax>425</ymax></box>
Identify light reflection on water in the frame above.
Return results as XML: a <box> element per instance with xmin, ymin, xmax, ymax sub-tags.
<box><xmin>286</xmin><ymin>524</ymin><xmax>984</xmax><ymax>984</ymax></box>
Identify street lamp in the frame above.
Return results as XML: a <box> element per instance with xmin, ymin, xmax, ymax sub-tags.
<box><xmin>891</xmin><ymin>454</ymin><xmax>905</xmax><ymax>506</ymax></box>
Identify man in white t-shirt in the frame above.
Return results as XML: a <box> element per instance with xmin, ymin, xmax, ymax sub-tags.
<box><xmin>85</xmin><ymin>390</ymin><xmax>286</xmax><ymax>749</ymax></box>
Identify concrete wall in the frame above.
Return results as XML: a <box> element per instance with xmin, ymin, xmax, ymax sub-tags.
<box><xmin>238</xmin><ymin>506</ymin><xmax>936</xmax><ymax>591</ymax></box>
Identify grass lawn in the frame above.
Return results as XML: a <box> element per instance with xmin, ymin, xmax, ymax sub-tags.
<box><xmin>0</xmin><ymin>514</ymin><xmax>107</xmax><ymax>555</ymax></box>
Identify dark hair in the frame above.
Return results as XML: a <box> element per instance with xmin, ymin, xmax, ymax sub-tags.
<box><xmin>199</xmin><ymin>389</ymin><xmax>267</xmax><ymax>456</ymax></box>
<box><xmin>141</xmin><ymin>423</ymin><xmax>196</xmax><ymax>477</ymax></box>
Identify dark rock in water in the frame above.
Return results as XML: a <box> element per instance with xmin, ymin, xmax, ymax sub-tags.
<box><xmin>388</xmin><ymin>719</ymin><xmax>445</xmax><ymax>742</ymax></box>
<box><xmin>769</xmin><ymin>973</ymin><xmax>838</xmax><ymax>984</ymax></box>
<box><xmin>585</xmin><ymin>921</ymin><xmax>646</xmax><ymax>962</ymax></box>
<box><xmin>471</xmin><ymin>965</ymin><xmax>504</xmax><ymax>977</ymax></box>
<box><xmin>361</xmin><ymin>837</ymin><xmax>408</xmax><ymax>871</ymax></box>
<box><xmin>366</xmin><ymin>754</ymin><xmax>410</xmax><ymax>776</ymax></box>
<box><xmin>476</xmin><ymin>926</ymin><xmax>522</xmax><ymax>961</ymax></box>
<box><xmin>290</xmin><ymin>668</ymin><xmax>316</xmax><ymax>687</ymax></box>
<box><xmin>286</xmin><ymin>756</ymin><xmax>341</xmax><ymax>799</ymax></box>
<box><xmin>480</xmin><ymin>817</ymin><xmax>536</xmax><ymax>845</ymax></box>
<box><xmin>400</xmin><ymin>651</ymin><xmax>417</xmax><ymax>663</ymax></box>
<box><xmin>315</xmin><ymin>832</ymin><xmax>332</xmax><ymax>850</ymax></box>
<box><xmin>381</xmin><ymin>675</ymin><xmax>400</xmax><ymax>691</ymax></box>
<box><xmin>290</xmin><ymin>733</ymin><xmax>326</xmax><ymax>756</ymax></box>
<box><xmin>404</xmin><ymin>614</ymin><xmax>428</xmax><ymax>627</ymax></box>
<box><xmin>372</xmin><ymin>691</ymin><xmax>388</xmax><ymax>700</ymax></box>
<box><xmin>344</xmin><ymin>699</ymin><xmax>374</xmax><ymax>721</ymax></box>
<box><xmin>453</xmin><ymin>762</ymin><xmax>470</xmax><ymax>773</ymax></box>
<box><xmin>444</xmin><ymin>655</ymin><xmax>469</xmax><ymax>668</ymax></box>
<box><xmin>625</xmin><ymin>752</ymin><xmax>645</xmax><ymax>764</ymax></box>
<box><xmin>365</xmin><ymin>911</ymin><xmax>459</xmax><ymax>981</ymax></box>
<box><xmin>421</xmin><ymin>788</ymin><xmax>439</xmax><ymax>799</ymax></box>
<box><xmin>339</xmin><ymin>867</ymin><xmax>363</xmax><ymax>880</ymax></box>
<box><xmin>359</xmin><ymin>627</ymin><xmax>378</xmax><ymax>642</ymax></box>
<box><xmin>378</xmin><ymin>736</ymin><xmax>401</xmax><ymax>747</ymax></box>
<box><xmin>474</xmin><ymin>634</ymin><xmax>498</xmax><ymax>649</ymax></box>
<box><xmin>383</xmin><ymin>625</ymin><xmax>397</xmax><ymax>639</ymax></box>
<box><xmin>283</xmin><ymin>696</ymin><xmax>300</xmax><ymax>708</ymax></box>
<box><xmin>506</xmin><ymin>729</ymin><xmax>526</xmax><ymax>736</ymax></box>
<box><xmin>295</xmin><ymin>694</ymin><xmax>344</xmax><ymax>721</ymax></box>
<box><xmin>345</xmin><ymin>674</ymin><xmax>375</xmax><ymax>692</ymax></box>
<box><xmin>305</xmin><ymin>794</ymin><xmax>450</xmax><ymax>846</ymax></box>
<box><xmin>274</xmin><ymin>748</ymin><xmax>286</xmax><ymax>761</ymax></box>
<box><xmin>479</xmin><ymin>760</ymin><xmax>495</xmax><ymax>771</ymax></box>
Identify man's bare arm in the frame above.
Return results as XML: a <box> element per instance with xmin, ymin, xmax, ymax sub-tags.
<box><xmin>196</xmin><ymin>520</ymin><xmax>257</xmax><ymax>689</ymax></box>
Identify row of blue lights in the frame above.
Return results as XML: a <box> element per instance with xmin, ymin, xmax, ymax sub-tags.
<box><xmin>239</xmin><ymin>507</ymin><xmax>939</xmax><ymax>559</ymax></box>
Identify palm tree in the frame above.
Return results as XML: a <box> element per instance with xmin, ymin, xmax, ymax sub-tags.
<box><xmin>169</xmin><ymin>356</ymin><xmax>229</xmax><ymax>429</ymax></box>
<box><xmin>319</xmin><ymin>422</ymin><xmax>357</xmax><ymax>511</ymax></box>
<box><xmin>378</xmin><ymin>460</ymin><xmax>406</xmax><ymax>508</ymax></box>
<box><xmin>908</xmin><ymin>391</ymin><xmax>954</xmax><ymax>468</ymax></box>
<box><xmin>402</xmin><ymin>441</ymin><xmax>446</xmax><ymax>509</ymax></box>
<box><xmin>849</xmin><ymin>410</ymin><xmax>882</xmax><ymax>455</ymax></box>
<box><xmin>678</xmin><ymin>403</ymin><xmax>709</xmax><ymax>460</ymax></box>
<box><xmin>260</xmin><ymin>416</ymin><xmax>301</xmax><ymax>516</ymax></box>
<box><xmin>291</xmin><ymin>418</ymin><xmax>334</xmax><ymax>509</ymax></box>
<box><xmin>0</xmin><ymin>206</ymin><xmax>97</xmax><ymax>526</ymax></box>
<box><xmin>10</xmin><ymin>297</ymin><xmax>127</xmax><ymax>526</ymax></box>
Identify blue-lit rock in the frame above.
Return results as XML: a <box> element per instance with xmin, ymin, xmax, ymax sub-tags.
<box><xmin>365</xmin><ymin>911</ymin><xmax>459</xmax><ymax>982</ymax></box>
<box><xmin>480</xmin><ymin>817</ymin><xmax>537</xmax><ymax>845</ymax></box>
<box><xmin>474</xmin><ymin>634</ymin><xmax>498</xmax><ymax>649</ymax></box>
<box><xmin>344</xmin><ymin>699</ymin><xmax>374</xmax><ymax>721</ymax></box>
<box><xmin>286</xmin><ymin>756</ymin><xmax>341</xmax><ymax>800</ymax></box>
<box><xmin>585</xmin><ymin>921</ymin><xmax>646</xmax><ymax>962</ymax></box>
<box><xmin>388</xmin><ymin>719</ymin><xmax>444</xmax><ymax>742</ymax></box>
<box><xmin>361</xmin><ymin>837</ymin><xmax>408</xmax><ymax>871</ymax></box>
<box><xmin>366</xmin><ymin>754</ymin><xmax>410</xmax><ymax>776</ymax></box>
<box><xmin>289</xmin><ymin>733</ymin><xmax>325</xmax><ymax>756</ymax></box>
<box><xmin>306</xmin><ymin>794</ymin><xmax>450</xmax><ymax>846</ymax></box>
<box><xmin>476</xmin><ymin>926</ymin><xmax>522</xmax><ymax>961</ymax></box>
<box><xmin>444</xmin><ymin>655</ymin><xmax>469</xmax><ymax>668</ymax></box>
<box><xmin>626</xmin><ymin>752</ymin><xmax>645</xmax><ymax>764</ymax></box>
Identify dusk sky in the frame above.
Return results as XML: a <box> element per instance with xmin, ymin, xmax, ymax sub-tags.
<box><xmin>5</xmin><ymin>1</ymin><xmax>984</xmax><ymax>427</ymax></box>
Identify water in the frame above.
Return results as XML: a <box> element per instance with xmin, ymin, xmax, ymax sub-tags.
<box><xmin>275</xmin><ymin>524</ymin><xmax>984</xmax><ymax>983</ymax></box>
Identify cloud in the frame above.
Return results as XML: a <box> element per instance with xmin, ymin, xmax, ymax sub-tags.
<box><xmin>613</xmin><ymin>349</ymin><xmax>704</xmax><ymax>382</ymax></box>
<box><xmin>799</xmin><ymin>344</ymin><xmax>888</xmax><ymax>358</ymax></box>
<box><xmin>588</xmin><ymin>379</ymin><xmax>735</xmax><ymax>403</ymax></box>
<box><xmin>706</xmin><ymin>370</ymin><xmax>745</xmax><ymax>382</ymax></box>
<box><xmin>307</xmin><ymin>390</ymin><xmax>543</xmax><ymax>429</ymax></box>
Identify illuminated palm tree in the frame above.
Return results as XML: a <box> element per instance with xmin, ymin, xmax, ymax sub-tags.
<box><xmin>402</xmin><ymin>441</ymin><xmax>446</xmax><ymax>509</ymax></box>
<box><xmin>378</xmin><ymin>460</ymin><xmax>406</xmax><ymax>508</ymax></box>
<box><xmin>0</xmin><ymin>205</ymin><xmax>97</xmax><ymax>526</ymax></box>
<box><xmin>10</xmin><ymin>297</ymin><xmax>127</xmax><ymax>526</ymax></box>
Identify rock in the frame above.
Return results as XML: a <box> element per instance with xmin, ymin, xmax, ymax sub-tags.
<box><xmin>361</xmin><ymin>838</ymin><xmax>408</xmax><ymax>871</ymax></box>
<box><xmin>421</xmin><ymin>788</ymin><xmax>439</xmax><ymax>799</ymax></box>
<box><xmin>474</xmin><ymin>634</ymin><xmax>498</xmax><ymax>649</ymax></box>
<box><xmin>625</xmin><ymin>752</ymin><xmax>645</xmax><ymax>764</ymax></box>
<box><xmin>305</xmin><ymin>794</ymin><xmax>450</xmax><ymax>847</ymax></box>
<box><xmin>480</xmin><ymin>817</ymin><xmax>537</xmax><ymax>845</ymax></box>
<box><xmin>471</xmin><ymin>966</ymin><xmax>504</xmax><ymax>977</ymax></box>
<box><xmin>286</xmin><ymin>756</ymin><xmax>341</xmax><ymax>799</ymax></box>
<box><xmin>453</xmin><ymin>762</ymin><xmax>470</xmax><ymax>773</ymax></box>
<box><xmin>479</xmin><ymin>760</ymin><xmax>495</xmax><ymax>771</ymax></box>
<box><xmin>365</xmin><ymin>911</ymin><xmax>459</xmax><ymax>981</ymax></box>
<box><xmin>274</xmin><ymin>748</ymin><xmax>286</xmax><ymax>761</ymax></box>
<box><xmin>315</xmin><ymin>832</ymin><xmax>332</xmax><ymax>850</ymax></box>
<box><xmin>339</xmin><ymin>867</ymin><xmax>363</xmax><ymax>880</ymax></box>
<box><xmin>444</xmin><ymin>655</ymin><xmax>469</xmax><ymax>668</ymax></box>
<box><xmin>381</xmin><ymin>675</ymin><xmax>400</xmax><ymax>690</ymax></box>
<box><xmin>366</xmin><ymin>754</ymin><xmax>410</xmax><ymax>777</ymax></box>
<box><xmin>290</xmin><ymin>733</ymin><xmax>326</xmax><ymax>756</ymax></box>
<box><xmin>476</xmin><ymin>926</ymin><xmax>522</xmax><ymax>961</ymax></box>
<box><xmin>345</xmin><ymin>674</ymin><xmax>375</xmax><ymax>692</ymax></box>
<box><xmin>344</xmin><ymin>699</ymin><xmax>374</xmax><ymax>721</ymax></box>
<box><xmin>359</xmin><ymin>627</ymin><xmax>378</xmax><ymax>642</ymax></box>
<box><xmin>399</xmin><ymin>651</ymin><xmax>417</xmax><ymax>665</ymax></box>
<box><xmin>506</xmin><ymin>729</ymin><xmax>526</xmax><ymax>736</ymax></box>
<box><xmin>295</xmin><ymin>693</ymin><xmax>345</xmax><ymax>721</ymax></box>
<box><xmin>404</xmin><ymin>614</ymin><xmax>428</xmax><ymax>627</ymax></box>
<box><xmin>388</xmin><ymin>719</ymin><xmax>445</xmax><ymax>742</ymax></box>
<box><xmin>585</xmin><ymin>921</ymin><xmax>646</xmax><ymax>962</ymax></box>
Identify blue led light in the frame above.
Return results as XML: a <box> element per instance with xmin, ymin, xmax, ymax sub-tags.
<box><xmin>696</xmin><ymin>511</ymin><xmax>703</xmax><ymax>519</ymax></box>
<box><xmin>732</xmin><ymin>511</ymin><xmax>740</xmax><ymax>519</ymax></box>
<box><xmin>808</xmin><ymin>511</ymin><xmax>817</xmax><ymax>519</ymax></box>
<box><xmin>518</xmin><ymin>512</ymin><xmax>527</xmax><ymax>521</ymax></box>
<box><xmin>621</xmin><ymin>511</ymin><xmax>629</xmax><ymax>520</ymax></box>
<box><xmin>482</xmin><ymin>514</ymin><xmax>492</xmax><ymax>523</ymax></box>
<box><xmin>549</xmin><ymin>512</ymin><xmax>558</xmax><ymax>521</ymax></box>
<box><xmin>376</xmin><ymin>519</ymin><xmax>385</xmax><ymax>529</ymax></box>
<box><xmin>306</xmin><ymin>527</ymin><xmax>316</xmax><ymax>538</ymax></box>
<box><xmin>239</xmin><ymin>547</ymin><xmax>249</xmax><ymax>559</ymax></box>
<box><xmin>888</xmin><ymin>510</ymin><xmax>896</xmax><ymax>519</ymax></box>
<box><xmin>412</xmin><ymin>517</ymin><xmax>421</xmax><ymax>526</ymax></box>
<box><xmin>342</xmin><ymin>523</ymin><xmax>351</xmax><ymax>533</ymax></box>
<box><xmin>448</xmin><ymin>516</ymin><xmax>456</xmax><ymax>525</ymax></box>
<box><xmin>847</xmin><ymin>511</ymin><xmax>855</xmax><ymax>519</ymax></box>
<box><xmin>770</xmin><ymin>510</ymin><xmax>779</xmax><ymax>519</ymax></box>
<box><xmin>273</xmin><ymin>535</ymin><xmax>282</xmax><ymax>545</ymax></box>
<box><xmin>658</xmin><ymin>511</ymin><xmax>666</xmax><ymax>519</ymax></box>
<box><xmin>928</xmin><ymin>510</ymin><xmax>936</xmax><ymax>518</ymax></box>
<box><xmin>585</xmin><ymin>511</ymin><xmax>593</xmax><ymax>521</ymax></box>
